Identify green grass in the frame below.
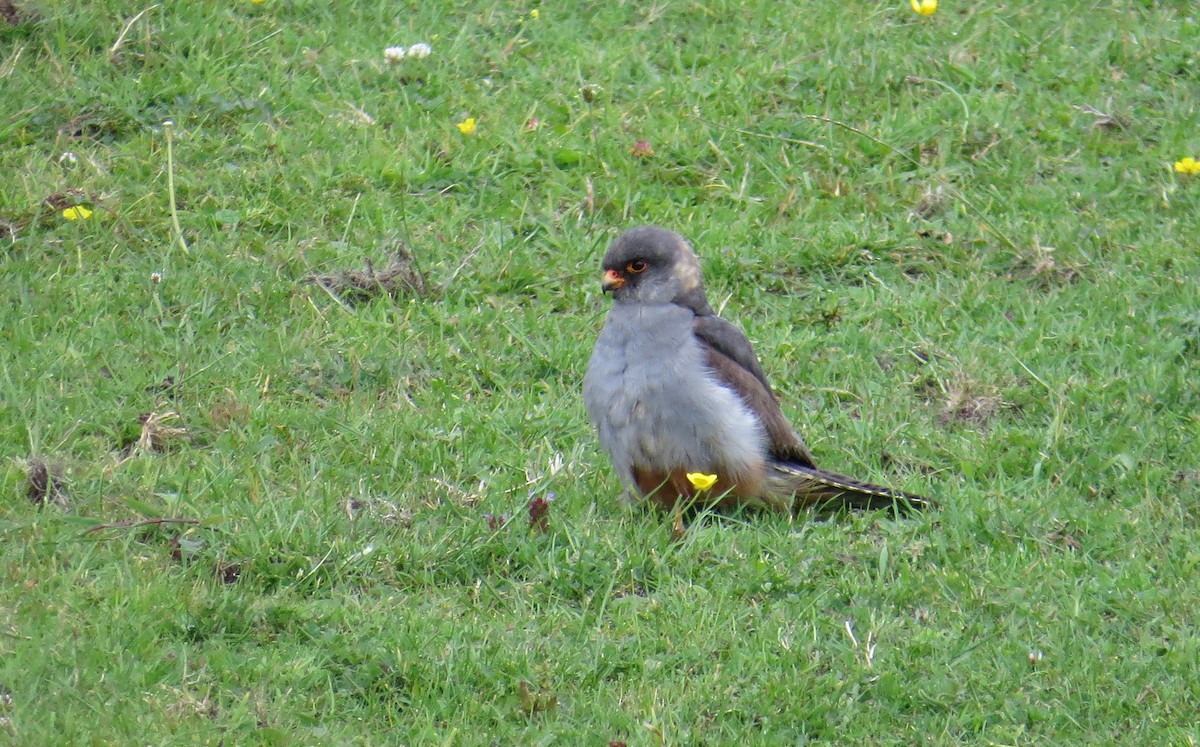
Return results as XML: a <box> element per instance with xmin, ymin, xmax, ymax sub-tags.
<box><xmin>2</xmin><ymin>1</ymin><xmax>1199</xmax><ymax>744</ymax></box>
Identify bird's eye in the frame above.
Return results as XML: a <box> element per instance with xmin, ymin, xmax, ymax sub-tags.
<box><xmin>627</xmin><ymin>259</ymin><xmax>648</xmax><ymax>273</ymax></box>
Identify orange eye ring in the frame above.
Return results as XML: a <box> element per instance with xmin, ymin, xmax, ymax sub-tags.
<box><xmin>627</xmin><ymin>259</ymin><xmax>647</xmax><ymax>273</ymax></box>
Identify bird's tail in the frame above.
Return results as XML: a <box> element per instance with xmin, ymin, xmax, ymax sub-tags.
<box><xmin>764</xmin><ymin>462</ymin><xmax>935</xmax><ymax>514</ymax></box>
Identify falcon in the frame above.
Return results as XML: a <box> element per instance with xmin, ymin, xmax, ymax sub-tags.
<box><xmin>582</xmin><ymin>226</ymin><xmax>933</xmax><ymax>514</ymax></box>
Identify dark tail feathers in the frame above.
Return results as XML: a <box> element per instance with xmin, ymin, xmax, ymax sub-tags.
<box><xmin>765</xmin><ymin>462</ymin><xmax>935</xmax><ymax>514</ymax></box>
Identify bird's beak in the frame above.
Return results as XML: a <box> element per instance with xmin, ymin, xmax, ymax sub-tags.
<box><xmin>600</xmin><ymin>269</ymin><xmax>624</xmax><ymax>293</ymax></box>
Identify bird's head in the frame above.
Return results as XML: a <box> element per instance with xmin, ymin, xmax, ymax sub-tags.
<box><xmin>599</xmin><ymin>226</ymin><xmax>713</xmax><ymax>313</ymax></box>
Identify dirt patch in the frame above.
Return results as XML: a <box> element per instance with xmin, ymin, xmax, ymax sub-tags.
<box><xmin>310</xmin><ymin>249</ymin><xmax>428</xmax><ymax>305</ymax></box>
<box><xmin>58</xmin><ymin>109</ymin><xmax>135</xmax><ymax>142</ymax></box>
<box><xmin>207</xmin><ymin>390</ymin><xmax>251</xmax><ymax>430</ymax></box>
<box><xmin>913</xmin><ymin>228</ymin><xmax>953</xmax><ymax>246</ymax></box>
<box><xmin>1</xmin><ymin>1</ymin><xmax>29</xmax><ymax>25</ymax></box>
<box><xmin>26</xmin><ymin>459</ymin><xmax>69</xmax><ymax>508</ymax></box>
<box><xmin>344</xmin><ymin>493</ymin><xmax>412</xmax><ymax>527</ymax></box>
<box><xmin>158</xmin><ymin>683</ymin><xmax>219</xmax><ymax>721</ymax></box>
<box><xmin>916</xmin><ymin>372</ymin><xmax>1009</xmax><ymax>427</ymax></box>
<box><xmin>145</xmin><ymin>375</ymin><xmax>180</xmax><ymax>400</ymax></box>
<box><xmin>217</xmin><ymin>561</ymin><xmax>242</xmax><ymax>584</ymax></box>
<box><xmin>1007</xmin><ymin>244</ymin><xmax>1082</xmax><ymax>289</ymax></box>
<box><xmin>940</xmin><ymin>385</ymin><xmax>1003</xmax><ymax>426</ymax></box>
<box><xmin>1046</xmin><ymin>523</ymin><xmax>1082</xmax><ymax>553</ymax></box>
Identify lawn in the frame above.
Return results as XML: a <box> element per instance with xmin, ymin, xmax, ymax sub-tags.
<box><xmin>1</xmin><ymin>1</ymin><xmax>1198</xmax><ymax>744</ymax></box>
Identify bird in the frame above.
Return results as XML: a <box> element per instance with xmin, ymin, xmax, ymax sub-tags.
<box><xmin>582</xmin><ymin>226</ymin><xmax>934</xmax><ymax>515</ymax></box>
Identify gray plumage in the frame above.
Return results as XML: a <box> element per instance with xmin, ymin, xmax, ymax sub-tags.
<box><xmin>582</xmin><ymin>226</ymin><xmax>932</xmax><ymax>514</ymax></box>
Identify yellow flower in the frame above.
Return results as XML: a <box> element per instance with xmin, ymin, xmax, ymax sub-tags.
<box><xmin>686</xmin><ymin>472</ymin><xmax>718</xmax><ymax>491</ymax></box>
<box><xmin>530</xmin><ymin>9</ymin><xmax>539</xmax><ymax>19</ymax></box>
<box><xmin>1174</xmin><ymin>157</ymin><xmax>1200</xmax><ymax>175</ymax></box>
<box><xmin>910</xmin><ymin>0</ymin><xmax>937</xmax><ymax>15</ymax></box>
<box><xmin>456</xmin><ymin>117</ymin><xmax>477</xmax><ymax>135</ymax></box>
<box><xmin>250</xmin><ymin>0</ymin><xmax>266</xmax><ymax>4</ymax></box>
<box><xmin>62</xmin><ymin>206</ymin><xmax>93</xmax><ymax>221</ymax></box>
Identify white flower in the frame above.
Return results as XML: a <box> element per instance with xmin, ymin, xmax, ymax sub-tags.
<box><xmin>59</xmin><ymin>151</ymin><xmax>79</xmax><ymax>164</ymax></box>
<box><xmin>384</xmin><ymin>46</ymin><xmax>406</xmax><ymax>63</ymax></box>
<box><xmin>407</xmin><ymin>42</ymin><xmax>431</xmax><ymax>59</ymax></box>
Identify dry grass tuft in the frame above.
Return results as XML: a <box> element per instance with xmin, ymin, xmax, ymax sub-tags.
<box><xmin>311</xmin><ymin>249</ymin><xmax>428</xmax><ymax>305</ymax></box>
<box><xmin>1007</xmin><ymin>242</ymin><xmax>1082</xmax><ymax>288</ymax></box>
<box><xmin>917</xmin><ymin>372</ymin><xmax>1009</xmax><ymax>427</ymax></box>
<box><xmin>135</xmin><ymin>410</ymin><xmax>190</xmax><ymax>453</ymax></box>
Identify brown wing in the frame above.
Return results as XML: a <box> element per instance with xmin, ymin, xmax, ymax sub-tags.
<box><xmin>694</xmin><ymin>316</ymin><xmax>817</xmax><ymax>468</ymax></box>
<box><xmin>692</xmin><ymin>315</ymin><xmax>774</xmax><ymax>398</ymax></box>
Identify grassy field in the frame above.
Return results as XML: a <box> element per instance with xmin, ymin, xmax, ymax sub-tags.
<box><xmin>2</xmin><ymin>1</ymin><xmax>1199</xmax><ymax>744</ymax></box>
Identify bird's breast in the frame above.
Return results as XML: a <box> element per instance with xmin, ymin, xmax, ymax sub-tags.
<box><xmin>583</xmin><ymin>303</ymin><xmax>766</xmax><ymax>479</ymax></box>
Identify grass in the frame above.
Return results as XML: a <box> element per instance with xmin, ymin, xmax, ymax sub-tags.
<box><xmin>1</xmin><ymin>0</ymin><xmax>1198</xmax><ymax>744</ymax></box>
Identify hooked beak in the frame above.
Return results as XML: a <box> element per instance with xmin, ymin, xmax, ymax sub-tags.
<box><xmin>600</xmin><ymin>269</ymin><xmax>624</xmax><ymax>293</ymax></box>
